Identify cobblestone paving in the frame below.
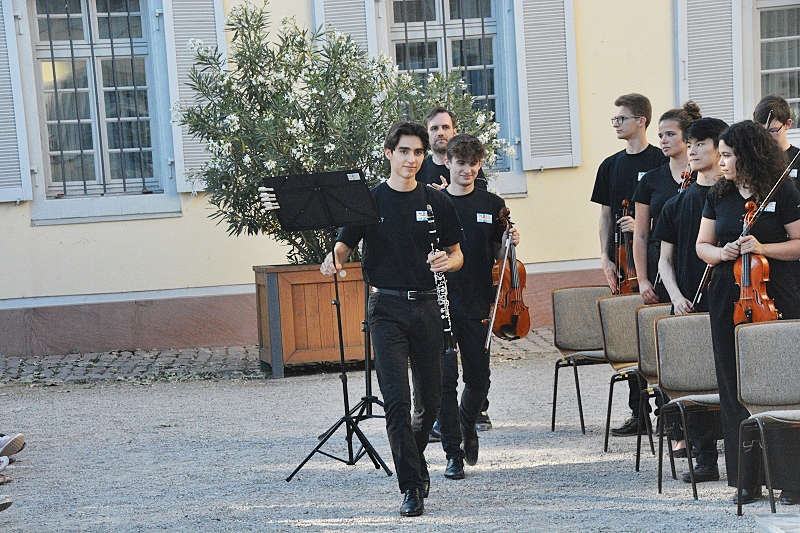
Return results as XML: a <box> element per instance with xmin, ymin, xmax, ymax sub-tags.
<box><xmin>0</xmin><ymin>328</ymin><xmax>555</xmax><ymax>385</ymax></box>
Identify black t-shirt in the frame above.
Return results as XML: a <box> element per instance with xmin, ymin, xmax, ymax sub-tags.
<box><xmin>417</xmin><ymin>155</ymin><xmax>488</xmax><ymax>191</ymax></box>
<box><xmin>633</xmin><ymin>163</ymin><xmax>683</xmax><ymax>239</ymax></box>
<box><xmin>591</xmin><ymin>145</ymin><xmax>667</xmax><ymax>260</ymax></box>
<box><xmin>653</xmin><ymin>181</ymin><xmax>711</xmax><ymax>307</ymax></box>
<box><xmin>444</xmin><ymin>188</ymin><xmax>506</xmax><ymax>318</ymax></box>
<box><xmin>337</xmin><ymin>182</ymin><xmax>463</xmax><ymax>291</ymax></box>
<box><xmin>787</xmin><ymin>145</ymin><xmax>800</xmax><ymax>194</ymax></box>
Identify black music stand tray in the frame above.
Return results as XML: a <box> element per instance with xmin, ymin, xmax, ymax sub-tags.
<box><xmin>261</xmin><ymin>170</ymin><xmax>392</xmax><ymax>481</ymax></box>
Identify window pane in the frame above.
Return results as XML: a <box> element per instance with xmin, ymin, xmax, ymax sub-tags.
<box><xmin>461</xmin><ymin>68</ymin><xmax>494</xmax><ymax>96</ymax></box>
<box><xmin>38</xmin><ymin>16</ymin><xmax>84</xmax><ymax>41</ymax></box>
<box><xmin>395</xmin><ymin>42</ymin><xmax>438</xmax><ymax>70</ymax></box>
<box><xmin>449</xmin><ymin>0</ymin><xmax>491</xmax><ymax>20</ymax></box>
<box><xmin>104</xmin><ymin>89</ymin><xmax>149</xmax><ymax>118</ymax></box>
<box><xmin>109</xmin><ymin>151</ymin><xmax>153</xmax><ymax>180</ymax></box>
<box><xmin>393</xmin><ymin>1</ymin><xmax>436</xmax><ymax>23</ymax></box>
<box><xmin>107</xmin><ymin>120</ymin><xmax>151</xmax><ymax>150</ymax></box>
<box><xmin>761</xmin><ymin>39</ymin><xmax>800</xmax><ymax>70</ymax></box>
<box><xmin>48</xmin><ymin>123</ymin><xmax>93</xmax><ymax>152</ymax></box>
<box><xmin>95</xmin><ymin>0</ymin><xmax>141</xmax><ymax>12</ymax></box>
<box><xmin>41</xmin><ymin>60</ymin><xmax>89</xmax><ymax>90</ymax></box>
<box><xmin>46</xmin><ymin>91</ymin><xmax>91</xmax><ymax>121</ymax></box>
<box><xmin>452</xmin><ymin>38</ymin><xmax>493</xmax><ymax>67</ymax></box>
<box><xmin>102</xmin><ymin>57</ymin><xmax>147</xmax><ymax>87</ymax></box>
<box><xmin>50</xmin><ymin>153</ymin><xmax>95</xmax><ymax>183</ymax></box>
<box><xmin>762</xmin><ymin>70</ymin><xmax>800</xmax><ymax>96</ymax></box>
<box><xmin>36</xmin><ymin>0</ymin><xmax>83</xmax><ymax>15</ymax></box>
<box><xmin>761</xmin><ymin>7</ymin><xmax>800</xmax><ymax>39</ymax></box>
<box><xmin>98</xmin><ymin>15</ymin><xmax>143</xmax><ymax>39</ymax></box>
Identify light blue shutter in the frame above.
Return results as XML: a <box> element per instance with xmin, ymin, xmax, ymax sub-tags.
<box><xmin>313</xmin><ymin>0</ymin><xmax>375</xmax><ymax>54</ymax></box>
<box><xmin>514</xmin><ymin>0</ymin><xmax>581</xmax><ymax>171</ymax></box>
<box><xmin>164</xmin><ymin>0</ymin><xmax>226</xmax><ymax>193</ymax></box>
<box><xmin>677</xmin><ymin>0</ymin><xmax>735</xmax><ymax>124</ymax></box>
<box><xmin>0</xmin><ymin>0</ymin><xmax>31</xmax><ymax>202</ymax></box>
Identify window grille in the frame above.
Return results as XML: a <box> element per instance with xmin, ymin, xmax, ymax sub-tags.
<box><xmin>33</xmin><ymin>0</ymin><xmax>159</xmax><ymax>198</ymax></box>
<box><xmin>760</xmin><ymin>5</ymin><xmax>800</xmax><ymax>129</ymax></box>
<box><xmin>391</xmin><ymin>0</ymin><xmax>496</xmax><ymax>116</ymax></box>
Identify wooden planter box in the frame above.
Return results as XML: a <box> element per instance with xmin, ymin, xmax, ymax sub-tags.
<box><xmin>253</xmin><ymin>263</ymin><xmax>365</xmax><ymax>378</ymax></box>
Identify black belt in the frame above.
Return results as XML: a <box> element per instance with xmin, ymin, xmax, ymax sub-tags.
<box><xmin>371</xmin><ymin>288</ymin><xmax>437</xmax><ymax>301</ymax></box>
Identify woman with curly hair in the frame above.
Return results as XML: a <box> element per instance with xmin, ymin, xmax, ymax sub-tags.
<box><xmin>696</xmin><ymin>120</ymin><xmax>800</xmax><ymax>505</ymax></box>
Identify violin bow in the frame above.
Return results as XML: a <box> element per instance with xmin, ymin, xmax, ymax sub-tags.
<box><xmin>484</xmin><ymin>214</ymin><xmax>514</xmax><ymax>352</ymax></box>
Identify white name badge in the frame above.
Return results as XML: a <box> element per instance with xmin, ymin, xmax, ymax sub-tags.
<box><xmin>765</xmin><ymin>201</ymin><xmax>777</xmax><ymax>213</ymax></box>
<box><xmin>477</xmin><ymin>213</ymin><xmax>492</xmax><ymax>223</ymax></box>
<box><xmin>638</xmin><ymin>171</ymin><xmax>646</xmax><ymax>181</ymax></box>
<box><xmin>347</xmin><ymin>172</ymin><xmax>361</xmax><ymax>181</ymax></box>
<box><xmin>791</xmin><ymin>169</ymin><xmax>798</xmax><ymax>178</ymax></box>
<box><xmin>416</xmin><ymin>210</ymin><xmax>428</xmax><ymax>221</ymax></box>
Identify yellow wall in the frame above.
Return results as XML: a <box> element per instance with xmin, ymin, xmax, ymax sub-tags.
<box><xmin>508</xmin><ymin>0</ymin><xmax>676</xmax><ymax>263</ymax></box>
<box><xmin>0</xmin><ymin>0</ymin><xmax>675</xmax><ymax>300</ymax></box>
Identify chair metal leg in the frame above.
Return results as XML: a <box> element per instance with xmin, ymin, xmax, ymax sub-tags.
<box><xmin>678</xmin><ymin>403</ymin><xmax>697</xmax><ymax>500</ymax></box>
<box><xmin>737</xmin><ymin>421</ymin><xmax>746</xmax><ymax>517</ymax></box>
<box><xmin>636</xmin><ymin>390</ymin><xmax>644</xmax><ymax>472</ymax></box>
<box><xmin>755</xmin><ymin>419</ymin><xmax>776</xmax><ymax>514</ymax></box>
<box><xmin>552</xmin><ymin>359</ymin><xmax>561</xmax><ymax>432</ymax></box>
<box><xmin>667</xmin><ymin>433</ymin><xmax>677</xmax><ymax>479</ymax></box>
<box><xmin>604</xmin><ymin>374</ymin><xmax>618</xmax><ymax>452</ymax></box>
<box><xmin>572</xmin><ymin>362</ymin><xmax>586</xmax><ymax>435</ymax></box>
<box><xmin>658</xmin><ymin>414</ymin><xmax>664</xmax><ymax>493</ymax></box>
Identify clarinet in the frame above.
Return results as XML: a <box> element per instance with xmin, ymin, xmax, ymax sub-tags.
<box><xmin>426</xmin><ymin>204</ymin><xmax>458</xmax><ymax>357</ymax></box>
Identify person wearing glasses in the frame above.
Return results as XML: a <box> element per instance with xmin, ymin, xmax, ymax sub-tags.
<box><xmin>591</xmin><ymin>93</ymin><xmax>667</xmax><ymax>437</ymax></box>
<box><xmin>753</xmin><ymin>95</ymin><xmax>800</xmax><ymax>193</ymax></box>
<box><xmin>632</xmin><ymin>101</ymin><xmax>701</xmax><ymax>305</ymax></box>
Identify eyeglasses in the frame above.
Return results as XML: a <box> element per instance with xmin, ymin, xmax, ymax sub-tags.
<box><xmin>611</xmin><ymin>115</ymin><xmax>642</xmax><ymax>126</ymax></box>
<box><xmin>767</xmin><ymin>124</ymin><xmax>785</xmax><ymax>135</ymax></box>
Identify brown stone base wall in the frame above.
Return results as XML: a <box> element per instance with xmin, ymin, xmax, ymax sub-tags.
<box><xmin>0</xmin><ymin>267</ymin><xmax>604</xmax><ymax>357</ymax></box>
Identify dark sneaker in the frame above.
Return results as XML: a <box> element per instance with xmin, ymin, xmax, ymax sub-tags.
<box><xmin>475</xmin><ymin>411</ymin><xmax>492</xmax><ymax>431</ymax></box>
<box><xmin>733</xmin><ymin>486</ymin><xmax>763</xmax><ymax>505</ymax></box>
<box><xmin>610</xmin><ymin>416</ymin><xmax>649</xmax><ymax>437</ymax></box>
<box><xmin>444</xmin><ymin>456</ymin><xmax>465</xmax><ymax>480</ymax></box>
<box><xmin>428</xmin><ymin>419</ymin><xmax>441</xmax><ymax>443</ymax></box>
<box><xmin>400</xmin><ymin>488</ymin><xmax>424</xmax><ymax>517</ymax></box>
<box><xmin>681</xmin><ymin>464</ymin><xmax>720</xmax><ymax>483</ymax></box>
<box><xmin>779</xmin><ymin>490</ymin><xmax>800</xmax><ymax>505</ymax></box>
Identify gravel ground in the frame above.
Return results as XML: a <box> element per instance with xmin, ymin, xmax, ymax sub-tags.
<box><xmin>0</xmin><ymin>347</ymin><xmax>771</xmax><ymax>532</ymax></box>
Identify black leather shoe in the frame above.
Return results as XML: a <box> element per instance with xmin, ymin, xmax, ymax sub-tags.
<box><xmin>444</xmin><ymin>456</ymin><xmax>465</xmax><ymax>480</ymax></box>
<box><xmin>681</xmin><ymin>464</ymin><xmax>719</xmax><ymax>483</ymax></box>
<box><xmin>421</xmin><ymin>462</ymin><xmax>430</xmax><ymax>498</ymax></box>
<box><xmin>428</xmin><ymin>419</ymin><xmax>441</xmax><ymax>443</ymax></box>
<box><xmin>610</xmin><ymin>416</ymin><xmax>649</xmax><ymax>437</ymax></box>
<box><xmin>475</xmin><ymin>411</ymin><xmax>492</xmax><ymax>431</ymax></box>
<box><xmin>733</xmin><ymin>486</ymin><xmax>763</xmax><ymax>505</ymax></box>
<box><xmin>779</xmin><ymin>490</ymin><xmax>800</xmax><ymax>505</ymax></box>
<box><xmin>462</xmin><ymin>425</ymin><xmax>479</xmax><ymax>466</ymax></box>
<box><xmin>400</xmin><ymin>488</ymin><xmax>424</xmax><ymax>517</ymax></box>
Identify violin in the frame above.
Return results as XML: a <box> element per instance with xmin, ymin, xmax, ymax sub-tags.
<box><xmin>732</xmin><ymin>201</ymin><xmax>780</xmax><ymax>325</ymax></box>
<box><xmin>484</xmin><ymin>207</ymin><xmax>531</xmax><ymax>348</ymax></box>
<box><xmin>616</xmin><ymin>199</ymin><xmax>638</xmax><ymax>294</ymax></box>
<box><xmin>679</xmin><ymin>165</ymin><xmax>692</xmax><ymax>192</ymax></box>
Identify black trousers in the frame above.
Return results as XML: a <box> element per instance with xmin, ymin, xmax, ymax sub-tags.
<box><xmin>369</xmin><ymin>292</ymin><xmax>442</xmax><ymax>493</ymax></box>
<box><xmin>436</xmin><ymin>317</ymin><xmax>491</xmax><ymax>459</ymax></box>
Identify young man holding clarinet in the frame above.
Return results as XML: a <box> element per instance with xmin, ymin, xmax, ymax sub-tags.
<box><xmin>321</xmin><ymin>122</ymin><xmax>463</xmax><ymax>517</ymax></box>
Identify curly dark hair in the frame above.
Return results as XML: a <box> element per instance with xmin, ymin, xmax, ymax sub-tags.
<box><xmin>713</xmin><ymin>120</ymin><xmax>786</xmax><ymax>201</ymax></box>
<box><xmin>446</xmin><ymin>134</ymin><xmax>486</xmax><ymax>164</ymax></box>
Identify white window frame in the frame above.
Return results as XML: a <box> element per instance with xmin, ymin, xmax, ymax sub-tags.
<box><xmin>377</xmin><ymin>0</ymin><xmax>527</xmax><ymax>196</ymax></box>
<box><xmin>11</xmin><ymin>0</ymin><xmax>180</xmax><ymax>225</ymax></box>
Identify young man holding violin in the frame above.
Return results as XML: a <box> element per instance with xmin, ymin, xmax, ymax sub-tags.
<box><xmin>591</xmin><ymin>93</ymin><xmax>666</xmax><ymax>437</ymax></box>
<box><xmin>413</xmin><ymin>134</ymin><xmax>519</xmax><ymax>481</ymax></box>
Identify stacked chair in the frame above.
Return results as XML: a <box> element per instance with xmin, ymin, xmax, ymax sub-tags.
<box><xmin>735</xmin><ymin>320</ymin><xmax>800</xmax><ymax>515</ymax></box>
<box><xmin>596</xmin><ymin>294</ymin><xmax>653</xmax><ymax>453</ymax></box>
<box><xmin>654</xmin><ymin>313</ymin><xmax>720</xmax><ymax>500</ymax></box>
<box><xmin>550</xmin><ymin>286</ymin><xmax>612</xmax><ymax>434</ymax></box>
<box><xmin>633</xmin><ymin>303</ymin><xmax>672</xmax><ymax>471</ymax></box>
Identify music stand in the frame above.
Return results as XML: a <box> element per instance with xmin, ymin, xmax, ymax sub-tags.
<box><xmin>261</xmin><ymin>170</ymin><xmax>392</xmax><ymax>481</ymax></box>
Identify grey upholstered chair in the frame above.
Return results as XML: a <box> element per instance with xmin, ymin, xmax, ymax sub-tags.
<box><xmin>597</xmin><ymin>293</ymin><xmax>645</xmax><ymax>452</ymax></box>
<box><xmin>654</xmin><ymin>313</ymin><xmax>719</xmax><ymax>500</ymax></box>
<box><xmin>551</xmin><ymin>285</ymin><xmax>612</xmax><ymax>434</ymax></box>
<box><xmin>735</xmin><ymin>320</ymin><xmax>800</xmax><ymax>516</ymax></box>
<box><xmin>633</xmin><ymin>303</ymin><xmax>672</xmax><ymax>471</ymax></box>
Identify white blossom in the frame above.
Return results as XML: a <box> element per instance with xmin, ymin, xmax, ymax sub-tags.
<box><xmin>225</xmin><ymin>114</ymin><xmax>240</xmax><ymax>131</ymax></box>
<box><xmin>476</xmin><ymin>113</ymin><xmax>486</xmax><ymax>126</ymax></box>
<box><xmin>340</xmin><ymin>88</ymin><xmax>356</xmax><ymax>103</ymax></box>
<box><xmin>324</xmin><ymin>143</ymin><xmax>336</xmax><ymax>154</ymax></box>
<box><xmin>265</xmin><ymin>160</ymin><xmax>277</xmax><ymax>171</ymax></box>
<box><xmin>169</xmin><ymin>100</ymin><xmax>184</xmax><ymax>123</ymax></box>
<box><xmin>242</xmin><ymin>154</ymin><xmax>251</xmax><ymax>165</ymax></box>
<box><xmin>187</xmin><ymin>38</ymin><xmax>204</xmax><ymax>53</ymax></box>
